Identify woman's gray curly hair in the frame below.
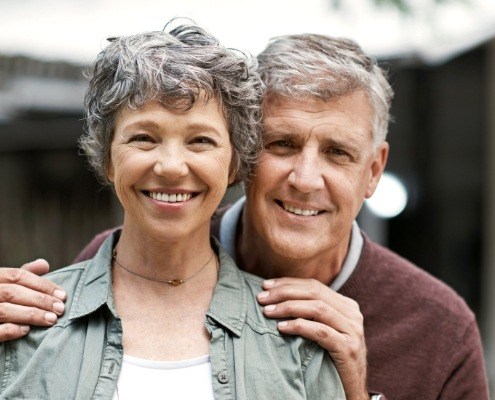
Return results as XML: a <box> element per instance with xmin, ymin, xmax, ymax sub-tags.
<box><xmin>80</xmin><ymin>22</ymin><xmax>263</xmax><ymax>184</ymax></box>
<box><xmin>257</xmin><ymin>34</ymin><xmax>393</xmax><ymax>148</ymax></box>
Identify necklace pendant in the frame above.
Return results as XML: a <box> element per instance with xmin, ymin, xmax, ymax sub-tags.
<box><xmin>167</xmin><ymin>279</ymin><xmax>185</xmax><ymax>286</ymax></box>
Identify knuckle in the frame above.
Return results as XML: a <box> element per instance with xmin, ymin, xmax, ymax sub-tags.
<box><xmin>0</xmin><ymin>304</ymin><xmax>8</xmax><ymax>321</ymax></box>
<box><xmin>35</xmin><ymin>293</ymin><xmax>50</xmax><ymax>308</ymax></box>
<box><xmin>0</xmin><ymin>285</ymin><xmax>18</xmax><ymax>303</ymax></box>
<box><xmin>274</xmin><ymin>285</ymin><xmax>290</xmax><ymax>300</ymax></box>
<box><xmin>346</xmin><ymin>340</ymin><xmax>361</xmax><ymax>360</ymax></box>
<box><xmin>5</xmin><ymin>269</ymin><xmax>24</xmax><ymax>284</ymax></box>
<box><xmin>27</xmin><ymin>307</ymin><xmax>37</xmax><ymax>321</ymax></box>
<box><xmin>307</xmin><ymin>279</ymin><xmax>322</xmax><ymax>297</ymax></box>
<box><xmin>313</xmin><ymin>300</ymin><xmax>328</xmax><ymax>318</ymax></box>
<box><xmin>315</xmin><ymin>324</ymin><xmax>330</xmax><ymax>341</ymax></box>
<box><xmin>0</xmin><ymin>324</ymin><xmax>20</xmax><ymax>341</ymax></box>
<box><xmin>290</xmin><ymin>318</ymin><xmax>305</xmax><ymax>333</ymax></box>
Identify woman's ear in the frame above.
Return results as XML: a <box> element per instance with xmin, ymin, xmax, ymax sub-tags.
<box><xmin>107</xmin><ymin>162</ymin><xmax>115</xmax><ymax>183</ymax></box>
<box><xmin>228</xmin><ymin>152</ymin><xmax>240</xmax><ymax>185</ymax></box>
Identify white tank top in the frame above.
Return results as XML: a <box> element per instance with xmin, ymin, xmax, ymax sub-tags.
<box><xmin>111</xmin><ymin>354</ymin><xmax>215</xmax><ymax>400</ymax></box>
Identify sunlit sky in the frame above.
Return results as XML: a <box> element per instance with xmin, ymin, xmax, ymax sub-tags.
<box><xmin>1</xmin><ymin>0</ymin><xmax>495</xmax><ymax>65</ymax></box>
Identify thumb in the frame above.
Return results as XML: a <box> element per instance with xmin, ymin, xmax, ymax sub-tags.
<box><xmin>20</xmin><ymin>259</ymin><xmax>50</xmax><ymax>276</ymax></box>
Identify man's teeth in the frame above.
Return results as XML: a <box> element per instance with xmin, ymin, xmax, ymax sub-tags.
<box><xmin>283</xmin><ymin>203</ymin><xmax>319</xmax><ymax>216</ymax></box>
<box><xmin>149</xmin><ymin>192</ymin><xmax>192</xmax><ymax>203</ymax></box>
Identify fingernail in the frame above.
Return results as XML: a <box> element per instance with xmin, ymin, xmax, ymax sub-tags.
<box><xmin>263</xmin><ymin>280</ymin><xmax>275</xmax><ymax>287</ymax></box>
<box><xmin>264</xmin><ymin>305</ymin><xmax>276</xmax><ymax>312</ymax></box>
<box><xmin>20</xmin><ymin>325</ymin><xmax>30</xmax><ymax>334</ymax></box>
<box><xmin>53</xmin><ymin>301</ymin><xmax>65</xmax><ymax>314</ymax></box>
<box><xmin>258</xmin><ymin>291</ymin><xmax>269</xmax><ymax>299</ymax></box>
<box><xmin>45</xmin><ymin>312</ymin><xmax>57</xmax><ymax>324</ymax></box>
<box><xmin>278</xmin><ymin>321</ymin><xmax>288</xmax><ymax>328</ymax></box>
<box><xmin>53</xmin><ymin>289</ymin><xmax>66</xmax><ymax>301</ymax></box>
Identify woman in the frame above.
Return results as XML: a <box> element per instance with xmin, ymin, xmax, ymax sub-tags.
<box><xmin>0</xmin><ymin>22</ymin><xmax>345</xmax><ymax>399</ymax></box>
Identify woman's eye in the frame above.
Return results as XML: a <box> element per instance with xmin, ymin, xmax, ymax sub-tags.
<box><xmin>129</xmin><ymin>134</ymin><xmax>153</xmax><ymax>143</ymax></box>
<box><xmin>192</xmin><ymin>136</ymin><xmax>216</xmax><ymax>146</ymax></box>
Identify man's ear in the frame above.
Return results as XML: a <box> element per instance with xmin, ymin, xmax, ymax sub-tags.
<box><xmin>365</xmin><ymin>142</ymin><xmax>389</xmax><ymax>198</ymax></box>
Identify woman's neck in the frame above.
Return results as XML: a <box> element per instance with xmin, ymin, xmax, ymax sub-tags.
<box><xmin>115</xmin><ymin>217</ymin><xmax>215</xmax><ymax>284</ymax></box>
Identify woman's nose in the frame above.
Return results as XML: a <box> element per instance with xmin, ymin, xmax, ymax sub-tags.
<box><xmin>152</xmin><ymin>145</ymin><xmax>189</xmax><ymax>180</ymax></box>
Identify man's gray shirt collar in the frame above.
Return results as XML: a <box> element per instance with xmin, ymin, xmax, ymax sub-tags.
<box><xmin>219</xmin><ymin>196</ymin><xmax>363</xmax><ymax>291</ymax></box>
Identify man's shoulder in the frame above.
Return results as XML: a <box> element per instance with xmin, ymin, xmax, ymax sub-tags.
<box><xmin>347</xmin><ymin>235</ymin><xmax>474</xmax><ymax>323</ymax></box>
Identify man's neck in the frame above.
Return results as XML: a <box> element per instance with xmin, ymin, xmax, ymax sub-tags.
<box><xmin>236</xmin><ymin>209</ymin><xmax>349</xmax><ymax>286</ymax></box>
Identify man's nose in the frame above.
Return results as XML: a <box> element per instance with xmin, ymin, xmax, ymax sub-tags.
<box><xmin>287</xmin><ymin>150</ymin><xmax>325</xmax><ymax>193</ymax></box>
<box><xmin>153</xmin><ymin>145</ymin><xmax>189</xmax><ymax>180</ymax></box>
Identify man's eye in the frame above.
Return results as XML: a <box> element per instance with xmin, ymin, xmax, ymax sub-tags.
<box><xmin>326</xmin><ymin>147</ymin><xmax>353</xmax><ymax>161</ymax></box>
<box><xmin>267</xmin><ymin>140</ymin><xmax>293</xmax><ymax>148</ymax></box>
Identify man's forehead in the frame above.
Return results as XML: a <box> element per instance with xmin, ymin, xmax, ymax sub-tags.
<box><xmin>260</xmin><ymin>92</ymin><xmax>374</xmax><ymax>145</ymax></box>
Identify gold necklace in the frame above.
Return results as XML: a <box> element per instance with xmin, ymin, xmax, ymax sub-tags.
<box><xmin>112</xmin><ymin>249</ymin><xmax>216</xmax><ymax>286</ymax></box>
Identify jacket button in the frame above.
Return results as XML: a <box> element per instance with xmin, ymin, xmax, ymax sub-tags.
<box><xmin>217</xmin><ymin>372</ymin><xmax>229</xmax><ymax>384</ymax></box>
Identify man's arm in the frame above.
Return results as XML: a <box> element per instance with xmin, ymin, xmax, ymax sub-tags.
<box><xmin>257</xmin><ymin>277</ymin><xmax>374</xmax><ymax>400</ymax></box>
<box><xmin>437</xmin><ymin>318</ymin><xmax>490</xmax><ymax>400</ymax></box>
<box><xmin>0</xmin><ymin>259</ymin><xmax>66</xmax><ymax>341</ymax></box>
<box><xmin>0</xmin><ymin>228</ymin><xmax>116</xmax><ymax>343</ymax></box>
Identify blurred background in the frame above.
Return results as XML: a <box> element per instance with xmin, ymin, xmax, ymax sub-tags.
<box><xmin>0</xmin><ymin>0</ymin><xmax>494</xmax><ymax>391</ymax></box>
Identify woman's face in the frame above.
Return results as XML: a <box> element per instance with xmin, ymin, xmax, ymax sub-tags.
<box><xmin>108</xmin><ymin>99</ymin><xmax>233</xmax><ymax>242</ymax></box>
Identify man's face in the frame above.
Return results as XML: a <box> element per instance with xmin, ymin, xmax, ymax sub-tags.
<box><xmin>244</xmin><ymin>91</ymin><xmax>388</xmax><ymax>263</ymax></box>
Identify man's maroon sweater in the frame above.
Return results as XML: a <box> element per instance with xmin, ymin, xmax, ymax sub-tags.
<box><xmin>74</xmin><ymin>224</ymin><xmax>489</xmax><ymax>399</ymax></box>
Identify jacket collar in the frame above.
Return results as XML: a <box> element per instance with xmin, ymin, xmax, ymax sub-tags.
<box><xmin>68</xmin><ymin>230</ymin><xmax>248</xmax><ymax>337</ymax></box>
<box><xmin>68</xmin><ymin>230</ymin><xmax>120</xmax><ymax>320</ymax></box>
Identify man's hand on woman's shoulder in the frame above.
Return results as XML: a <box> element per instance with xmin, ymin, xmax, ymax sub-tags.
<box><xmin>0</xmin><ymin>259</ymin><xmax>66</xmax><ymax>341</ymax></box>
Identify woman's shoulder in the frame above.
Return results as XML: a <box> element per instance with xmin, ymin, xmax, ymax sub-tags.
<box><xmin>43</xmin><ymin>259</ymin><xmax>92</xmax><ymax>289</ymax></box>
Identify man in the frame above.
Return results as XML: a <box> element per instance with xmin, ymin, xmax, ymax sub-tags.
<box><xmin>0</xmin><ymin>34</ymin><xmax>489</xmax><ymax>399</ymax></box>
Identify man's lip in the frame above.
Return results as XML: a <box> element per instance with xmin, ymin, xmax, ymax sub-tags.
<box><xmin>274</xmin><ymin>200</ymin><xmax>324</xmax><ymax>216</ymax></box>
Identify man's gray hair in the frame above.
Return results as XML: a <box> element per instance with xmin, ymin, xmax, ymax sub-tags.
<box><xmin>81</xmin><ymin>22</ymin><xmax>263</xmax><ymax>184</ymax></box>
<box><xmin>257</xmin><ymin>34</ymin><xmax>393</xmax><ymax>147</ymax></box>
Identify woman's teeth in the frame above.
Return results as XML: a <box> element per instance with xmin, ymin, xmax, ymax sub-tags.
<box><xmin>148</xmin><ymin>192</ymin><xmax>192</xmax><ymax>203</ymax></box>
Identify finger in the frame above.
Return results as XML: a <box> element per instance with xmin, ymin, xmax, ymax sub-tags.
<box><xmin>0</xmin><ymin>268</ymin><xmax>66</xmax><ymax>301</ymax></box>
<box><xmin>20</xmin><ymin>259</ymin><xmax>50</xmax><ymax>276</ymax></box>
<box><xmin>277</xmin><ymin>318</ymin><xmax>345</xmax><ymax>353</ymax></box>
<box><xmin>0</xmin><ymin>323</ymin><xmax>30</xmax><ymax>342</ymax></box>
<box><xmin>258</xmin><ymin>280</ymin><xmax>348</xmax><ymax>309</ymax></box>
<box><xmin>0</xmin><ymin>283</ymin><xmax>65</xmax><ymax>315</ymax></box>
<box><xmin>262</xmin><ymin>277</ymin><xmax>316</xmax><ymax>288</ymax></box>
<box><xmin>0</xmin><ymin>303</ymin><xmax>59</xmax><ymax>326</ymax></box>
<box><xmin>263</xmin><ymin>300</ymin><xmax>350</xmax><ymax>331</ymax></box>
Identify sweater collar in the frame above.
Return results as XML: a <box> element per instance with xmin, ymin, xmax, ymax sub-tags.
<box><xmin>218</xmin><ymin>196</ymin><xmax>364</xmax><ymax>292</ymax></box>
